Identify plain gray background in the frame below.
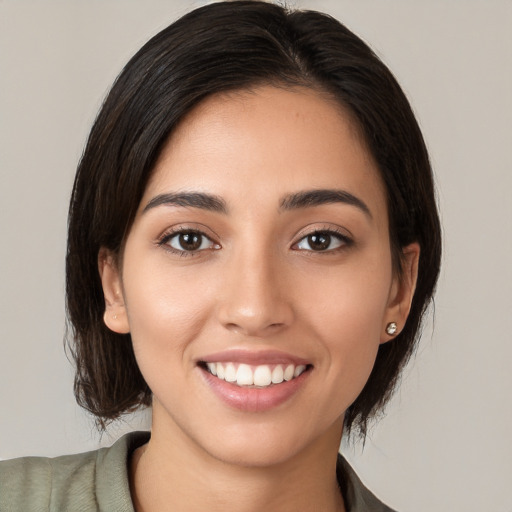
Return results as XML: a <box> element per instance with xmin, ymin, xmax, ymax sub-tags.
<box><xmin>1</xmin><ymin>1</ymin><xmax>511</xmax><ymax>511</ymax></box>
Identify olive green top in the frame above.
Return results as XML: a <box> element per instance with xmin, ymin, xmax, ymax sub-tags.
<box><xmin>0</xmin><ymin>431</ymin><xmax>395</xmax><ymax>511</ymax></box>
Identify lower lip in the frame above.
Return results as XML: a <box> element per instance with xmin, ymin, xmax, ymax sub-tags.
<box><xmin>200</xmin><ymin>367</ymin><xmax>310</xmax><ymax>412</ymax></box>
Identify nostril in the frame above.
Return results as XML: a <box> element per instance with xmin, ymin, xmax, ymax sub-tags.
<box><xmin>224</xmin><ymin>322</ymin><xmax>241</xmax><ymax>333</ymax></box>
<box><xmin>222</xmin><ymin>321</ymin><xmax>287</xmax><ymax>337</ymax></box>
<box><xmin>217</xmin><ymin>297</ymin><xmax>294</xmax><ymax>337</ymax></box>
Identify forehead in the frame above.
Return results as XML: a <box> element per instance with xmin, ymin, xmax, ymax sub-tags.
<box><xmin>143</xmin><ymin>85</ymin><xmax>387</xmax><ymax>219</ymax></box>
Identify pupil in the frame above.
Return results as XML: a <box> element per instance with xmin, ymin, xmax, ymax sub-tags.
<box><xmin>309</xmin><ymin>233</ymin><xmax>330</xmax><ymax>250</ymax></box>
<box><xmin>179</xmin><ymin>232</ymin><xmax>201</xmax><ymax>251</ymax></box>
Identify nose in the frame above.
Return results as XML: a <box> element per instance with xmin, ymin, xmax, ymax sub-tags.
<box><xmin>216</xmin><ymin>247</ymin><xmax>294</xmax><ymax>338</ymax></box>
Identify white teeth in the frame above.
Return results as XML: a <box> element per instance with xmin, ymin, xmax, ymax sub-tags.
<box><xmin>236</xmin><ymin>364</ymin><xmax>253</xmax><ymax>386</ymax></box>
<box><xmin>283</xmin><ymin>364</ymin><xmax>295</xmax><ymax>381</ymax></box>
<box><xmin>294</xmin><ymin>365</ymin><xmax>306</xmax><ymax>377</ymax></box>
<box><xmin>204</xmin><ymin>362</ymin><xmax>307</xmax><ymax>387</ymax></box>
<box><xmin>253</xmin><ymin>365</ymin><xmax>272</xmax><ymax>387</ymax></box>
<box><xmin>271</xmin><ymin>365</ymin><xmax>284</xmax><ymax>384</ymax></box>
<box><xmin>225</xmin><ymin>363</ymin><xmax>237</xmax><ymax>382</ymax></box>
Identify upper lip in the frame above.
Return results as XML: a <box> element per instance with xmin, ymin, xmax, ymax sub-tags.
<box><xmin>198</xmin><ymin>349</ymin><xmax>311</xmax><ymax>366</ymax></box>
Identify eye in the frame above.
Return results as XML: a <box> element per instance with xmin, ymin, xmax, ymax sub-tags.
<box><xmin>294</xmin><ymin>230</ymin><xmax>350</xmax><ymax>252</ymax></box>
<box><xmin>161</xmin><ymin>230</ymin><xmax>219</xmax><ymax>253</ymax></box>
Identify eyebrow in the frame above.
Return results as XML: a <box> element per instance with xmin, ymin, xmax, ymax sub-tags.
<box><xmin>142</xmin><ymin>188</ymin><xmax>371</xmax><ymax>218</ymax></box>
<box><xmin>142</xmin><ymin>192</ymin><xmax>227</xmax><ymax>214</ymax></box>
<box><xmin>279</xmin><ymin>189</ymin><xmax>372</xmax><ymax>218</ymax></box>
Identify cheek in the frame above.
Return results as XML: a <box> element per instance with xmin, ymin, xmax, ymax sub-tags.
<box><xmin>121</xmin><ymin>261</ymin><xmax>215</xmax><ymax>375</ymax></box>
<box><xmin>298</xmin><ymin>253</ymin><xmax>393</xmax><ymax>390</ymax></box>
<box><xmin>303</xmin><ymin>257</ymin><xmax>392</xmax><ymax>341</ymax></box>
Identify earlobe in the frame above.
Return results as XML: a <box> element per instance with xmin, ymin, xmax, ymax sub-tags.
<box><xmin>381</xmin><ymin>242</ymin><xmax>420</xmax><ymax>343</ymax></box>
<box><xmin>98</xmin><ymin>248</ymin><xmax>130</xmax><ymax>334</ymax></box>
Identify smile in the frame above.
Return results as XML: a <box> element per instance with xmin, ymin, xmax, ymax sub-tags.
<box><xmin>203</xmin><ymin>362</ymin><xmax>308</xmax><ymax>388</ymax></box>
<box><xmin>197</xmin><ymin>350</ymin><xmax>313</xmax><ymax>412</ymax></box>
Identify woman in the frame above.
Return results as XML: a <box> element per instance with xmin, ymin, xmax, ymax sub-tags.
<box><xmin>0</xmin><ymin>2</ymin><xmax>441</xmax><ymax>511</ymax></box>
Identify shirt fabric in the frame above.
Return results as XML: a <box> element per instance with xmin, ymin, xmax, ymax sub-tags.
<box><xmin>0</xmin><ymin>431</ymin><xmax>396</xmax><ymax>511</ymax></box>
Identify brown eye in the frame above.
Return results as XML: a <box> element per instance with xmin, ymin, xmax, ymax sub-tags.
<box><xmin>165</xmin><ymin>230</ymin><xmax>216</xmax><ymax>252</ymax></box>
<box><xmin>307</xmin><ymin>233</ymin><xmax>331</xmax><ymax>251</ymax></box>
<box><xmin>178</xmin><ymin>232</ymin><xmax>202</xmax><ymax>251</ymax></box>
<box><xmin>295</xmin><ymin>230</ymin><xmax>350</xmax><ymax>252</ymax></box>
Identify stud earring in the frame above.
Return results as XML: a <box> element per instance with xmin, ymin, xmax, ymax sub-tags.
<box><xmin>113</xmin><ymin>314</ymin><xmax>118</xmax><ymax>320</ymax></box>
<box><xmin>386</xmin><ymin>322</ymin><xmax>397</xmax><ymax>335</ymax></box>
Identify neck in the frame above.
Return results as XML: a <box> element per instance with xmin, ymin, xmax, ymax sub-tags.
<box><xmin>130</xmin><ymin>410</ymin><xmax>346</xmax><ymax>512</ymax></box>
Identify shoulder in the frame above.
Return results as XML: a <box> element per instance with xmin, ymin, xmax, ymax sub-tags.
<box><xmin>0</xmin><ymin>449</ymin><xmax>97</xmax><ymax>511</ymax></box>
<box><xmin>0</xmin><ymin>431</ymin><xmax>149</xmax><ymax>512</ymax></box>
<box><xmin>337</xmin><ymin>454</ymin><xmax>397</xmax><ymax>512</ymax></box>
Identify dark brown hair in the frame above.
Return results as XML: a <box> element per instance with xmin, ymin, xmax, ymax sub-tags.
<box><xmin>66</xmin><ymin>0</ymin><xmax>441</xmax><ymax>437</ymax></box>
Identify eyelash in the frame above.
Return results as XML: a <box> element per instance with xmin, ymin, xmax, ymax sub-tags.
<box><xmin>157</xmin><ymin>228</ymin><xmax>220</xmax><ymax>257</ymax></box>
<box><xmin>292</xmin><ymin>228</ymin><xmax>353</xmax><ymax>253</ymax></box>
<box><xmin>157</xmin><ymin>227</ymin><xmax>353</xmax><ymax>256</ymax></box>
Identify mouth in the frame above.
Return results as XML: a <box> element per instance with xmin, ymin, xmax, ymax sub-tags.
<box><xmin>196</xmin><ymin>350</ymin><xmax>313</xmax><ymax>411</ymax></box>
<box><xmin>198</xmin><ymin>361</ymin><xmax>311</xmax><ymax>388</ymax></box>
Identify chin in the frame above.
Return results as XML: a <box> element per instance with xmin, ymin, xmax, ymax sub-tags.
<box><xmin>205</xmin><ymin>435</ymin><xmax>305</xmax><ymax>468</ymax></box>
<box><xmin>195</xmin><ymin>415</ymin><xmax>341</xmax><ymax>469</ymax></box>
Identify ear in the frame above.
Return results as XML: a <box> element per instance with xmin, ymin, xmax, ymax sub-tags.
<box><xmin>98</xmin><ymin>248</ymin><xmax>130</xmax><ymax>334</ymax></box>
<box><xmin>381</xmin><ymin>242</ymin><xmax>420</xmax><ymax>343</ymax></box>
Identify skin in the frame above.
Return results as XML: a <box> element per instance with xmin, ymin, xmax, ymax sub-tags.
<box><xmin>100</xmin><ymin>85</ymin><xmax>419</xmax><ymax>512</ymax></box>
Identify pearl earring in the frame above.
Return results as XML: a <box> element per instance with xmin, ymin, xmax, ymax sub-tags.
<box><xmin>386</xmin><ymin>322</ymin><xmax>397</xmax><ymax>335</ymax></box>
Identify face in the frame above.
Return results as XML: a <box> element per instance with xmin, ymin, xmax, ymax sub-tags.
<box><xmin>101</xmin><ymin>85</ymin><xmax>418</xmax><ymax>467</ymax></box>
